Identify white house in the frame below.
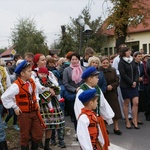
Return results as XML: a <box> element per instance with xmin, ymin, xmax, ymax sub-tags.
<box><xmin>98</xmin><ymin>0</ymin><xmax>150</xmax><ymax>55</ymax></box>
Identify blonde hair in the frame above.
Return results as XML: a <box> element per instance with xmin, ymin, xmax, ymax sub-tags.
<box><xmin>57</xmin><ymin>57</ymin><xmax>66</xmax><ymax>66</ymax></box>
<box><xmin>88</xmin><ymin>56</ymin><xmax>101</xmax><ymax>66</ymax></box>
<box><xmin>45</xmin><ymin>55</ymin><xmax>51</xmax><ymax>61</ymax></box>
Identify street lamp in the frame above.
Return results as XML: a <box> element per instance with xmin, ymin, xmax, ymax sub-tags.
<box><xmin>76</xmin><ymin>18</ymin><xmax>92</xmax><ymax>55</ymax></box>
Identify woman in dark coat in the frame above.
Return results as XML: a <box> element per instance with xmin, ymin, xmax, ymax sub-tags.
<box><xmin>118</xmin><ymin>47</ymin><xmax>139</xmax><ymax>129</ymax></box>
<box><xmin>133</xmin><ymin>52</ymin><xmax>145</xmax><ymax>120</ymax></box>
<box><xmin>100</xmin><ymin>56</ymin><xmax>122</xmax><ymax>135</ymax></box>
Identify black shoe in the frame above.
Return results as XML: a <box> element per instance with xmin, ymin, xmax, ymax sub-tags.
<box><xmin>146</xmin><ymin>116</ymin><xmax>150</xmax><ymax>121</ymax></box>
<box><xmin>31</xmin><ymin>142</ymin><xmax>39</xmax><ymax>150</ymax></box>
<box><xmin>131</xmin><ymin>122</ymin><xmax>140</xmax><ymax>129</ymax></box>
<box><xmin>44</xmin><ymin>138</ymin><xmax>52</xmax><ymax>150</ymax></box>
<box><xmin>0</xmin><ymin>141</ymin><xmax>8</xmax><ymax>150</ymax></box>
<box><xmin>113</xmin><ymin>129</ymin><xmax>122</xmax><ymax>135</ymax></box>
<box><xmin>21</xmin><ymin>146</ymin><xmax>29</xmax><ymax>150</ymax></box>
<box><xmin>126</xmin><ymin>126</ymin><xmax>132</xmax><ymax>129</ymax></box>
<box><xmin>39</xmin><ymin>141</ymin><xmax>44</xmax><ymax>148</ymax></box>
<box><xmin>58</xmin><ymin>141</ymin><xmax>66</xmax><ymax>148</ymax></box>
<box><xmin>138</xmin><ymin>121</ymin><xmax>143</xmax><ymax>125</ymax></box>
<box><xmin>50</xmin><ymin>139</ymin><xmax>57</xmax><ymax>146</ymax></box>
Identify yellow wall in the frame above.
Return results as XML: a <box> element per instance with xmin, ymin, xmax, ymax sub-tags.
<box><xmin>102</xmin><ymin>31</ymin><xmax>150</xmax><ymax>55</ymax></box>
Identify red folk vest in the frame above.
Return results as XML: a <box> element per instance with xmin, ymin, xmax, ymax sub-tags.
<box><xmin>80</xmin><ymin>108</ymin><xmax>103</xmax><ymax>150</ymax></box>
<box><xmin>14</xmin><ymin>77</ymin><xmax>38</xmax><ymax>112</ymax></box>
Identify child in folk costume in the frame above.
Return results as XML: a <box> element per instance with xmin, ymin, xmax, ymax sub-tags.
<box><xmin>36</xmin><ymin>67</ymin><xmax>64</xmax><ymax>113</ymax></box>
<box><xmin>77</xmin><ymin>89</ymin><xmax>104</xmax><ymax>150</ymax></box>
<box><xmin>35</xmin><ymin>67</ymin><xmax>66</xmax><ymax>148</ymax></box>
<box><xmin>1</xmin><ymin>60</ymin><xmax>44</xmax><ymax>150</ymax></box>
<box><xmin>74</xmin><ymin>66</ymin><xmax>114</xmax><ymax>150</ymax></box>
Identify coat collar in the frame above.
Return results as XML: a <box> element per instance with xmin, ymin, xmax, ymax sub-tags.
<box><xmin>17</xmin><ymin>77</ymin><xmax>32</xmax><ymax>94</ymax></box>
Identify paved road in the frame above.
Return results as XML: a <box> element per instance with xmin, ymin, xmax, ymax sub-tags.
<box><xmin>107</xmin><ymin>113</ymin><xmax>150</xmax><ymax>150</ymax></box>
<box><xmin>52</xmin><ymin>113</ymin><xmax>150</xmax><ymax>150</ymax></box>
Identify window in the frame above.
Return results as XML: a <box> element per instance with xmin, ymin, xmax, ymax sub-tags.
<box><xmin>104</xmin><ymin>48</ymin><xmax>108</xmax><ymax>55</ymax></box>
<box><xmin>114</xmin><ymin>47</ymin><xmax>117</xmax><ymax>54</ymax></box>
<box><xmin>143</xmin><ymin>44</ymin><xmax>147</xmax><ymax>54</ymax></box>
<box><xmin>109</xmin><ymin>47</ymin><xmax>113</xmax><ymax>55</ymax></box>
<box><xmin>149</xmin><ymin>43</ymin><xmax>150</xmax><ymax>53</ymax></box>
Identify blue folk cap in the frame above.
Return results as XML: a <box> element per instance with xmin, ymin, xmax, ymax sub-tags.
<box><xmin>15</xmin><ymin>60</ymin><xmax>30</xmax><ymax>74</ymax></box>
<box><xmin>81</xmin><ymin>66</ymin><xmax>99</xmax><ymax>79</ymax></box>
<box><xmin>78</xmin><ymin>89</ymin><xmax>99</xmax><ymax>103</ymax></box>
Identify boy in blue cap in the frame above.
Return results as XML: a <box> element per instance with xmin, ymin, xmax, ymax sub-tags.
<box><xmin>77</xmin><ymin>89</ymin><xmax>104</xmax><ymax>150</ymax></box>
<box><xmin>74</xmin><ymin>66</ymin><xmax>114</xmax><ymax>150</ymax></box>
<box><xmin>1</xmin><ymin>60</ymin><xmax>44</xmax><ymax>150</ymax></box>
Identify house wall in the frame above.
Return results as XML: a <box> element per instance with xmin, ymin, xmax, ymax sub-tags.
<box><xmin>126</xmin><ymin>31</ymin><xmax>150</xmax><ymax>53</ymax></box>
<box><xmin>0</xmin><ymin>56</ymin><xmax>13</xmax><ymax>62</ymax></box>
<box><xmin>102</xmin><ymin>36</ymin><xmax>116</xmax><ymax>56</ymax></box>
<box><xmin>102</xmin><ymin>31</ymin><xmax>150</xmax><ymax>55</ymax></box>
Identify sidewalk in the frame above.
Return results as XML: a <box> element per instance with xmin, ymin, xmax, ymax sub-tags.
<box><xmin>49</xmin><ymin>116</ymin><xmax>127</xmax><ymax>150</ymax></box>
<box><xmin>50</xmin><ymin>115</ymin><xmax>80</xmax><ymax>150</ymax></box>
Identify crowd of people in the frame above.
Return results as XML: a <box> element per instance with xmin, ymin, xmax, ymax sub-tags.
<box><xmin>0</xmin><ymin>45</ymin><xmax>150</xmax><ymax>150</ymax></box>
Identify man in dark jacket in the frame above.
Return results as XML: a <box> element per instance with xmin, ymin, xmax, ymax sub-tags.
<box><xmin>80</xmin><ymin>47</ymin><xmax>95</xmax><ymax>68</ymax></box>
<box><xmin>8</xmin><ymin>53</ymin><xmax>22</xmax><ymax>75</ymax></box>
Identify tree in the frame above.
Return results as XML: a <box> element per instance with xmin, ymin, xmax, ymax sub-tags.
<box><xmin>106</xmin><ymin>0</ymin><xmax>150</xmax><ymax>50</ymax></box>
<box><xmin>55</xmin><ymin>7</ymin><xmax>105</xmax><ymax>56</ymax></box>
<box><xmin>11</xmin><ymin>18</ymin><xmax>48</xmax><ymax>55</ymax></box>
<box><xmin>0</xmin><ymin>47</ymin><xmax>7</xmax><ymax>54</ymax></box>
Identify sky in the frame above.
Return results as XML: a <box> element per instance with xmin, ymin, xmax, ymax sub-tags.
<box><xmin>0</xmin><ymin>0</ymin><xmax>112</xmax><ymax>48</ymax></box>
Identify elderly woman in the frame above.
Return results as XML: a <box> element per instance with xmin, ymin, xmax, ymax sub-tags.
<box><xmin>63</xmin><ymin>52</ymin><xmax>85</xmax><ymax>130</ymax></box>
<box><xmin>32</xmin><ymin>54</ymin><xmax>66</xmax><ymax>149</ymax></box>
<box><xmin>88</xmin><ymin>56</ymin><xmax>107</xmax><ymax>93</ymax></box>
<box><xmin>118</xmin><ymin>47</ymin><xmax>139</xmax><ymax>129</ymax></box>
<box><xmin>100</xmin><ymin>56</ymin><xmax>122</xmax><ymax>135</ymax></box>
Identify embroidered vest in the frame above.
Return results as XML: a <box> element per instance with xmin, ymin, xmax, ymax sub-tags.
<box><xmin>79</xmin><ymin>108</ymin><xmax>103</xmax><ymax>150</ymax></box>
<box><xmin>14</xmin><ymin>77</ymin><xmax>38</xmax><ymax>112</ymax></box>
<box><xmin>80</xmin><ymin>83</ymin><xmax>101</xmax><ymax>116</ymax></box>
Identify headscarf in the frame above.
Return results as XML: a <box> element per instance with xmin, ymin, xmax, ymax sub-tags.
<box><xmin>32</xmin><ymin>54</ymin><xmax>43</xmax><ymax>70</ymax></box>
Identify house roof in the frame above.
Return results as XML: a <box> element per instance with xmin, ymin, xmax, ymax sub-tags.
<box><xmin>0</xmin><ymin>46</ymin><xmax>14</xmax><ymax>57</ymax></box>
<box><xmin>98</xmin><ymin>0</ymin><xmax>150</xmax><ymax>36</ymax></box>
<box><xmin>49</xmin><ymin>49</ymin><xmax>60</xmax><ymax>55</ymax></box>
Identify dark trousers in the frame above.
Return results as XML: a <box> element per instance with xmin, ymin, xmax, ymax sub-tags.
<box><xmin>0</xmin><ymin>104</ymin><xmax>6</xmax><ymax>142</ymax></box>
<box><xmin>5</xmin><ymin>108</ymin><xmax>17</xmax><ymax>125</ymax></box>
<box><xmin>144</xmin><ymin>84</ymin><xmax>150</xmax><ymax>117</ymax></box>
<box><xmin>51</xmin><ymin>128</ymin><xmax>64</xmax><ymax>142</ymax></box>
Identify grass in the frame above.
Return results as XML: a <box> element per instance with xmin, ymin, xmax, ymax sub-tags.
<box><xmin>5</xmin><ymin>127</ymin><xmax>20</xmax><ymax>150</ymax></box>
<box><xmin>3</xmin><ymin>113</ymin><xmax>20</xmax><ymax>150</ymax></box>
